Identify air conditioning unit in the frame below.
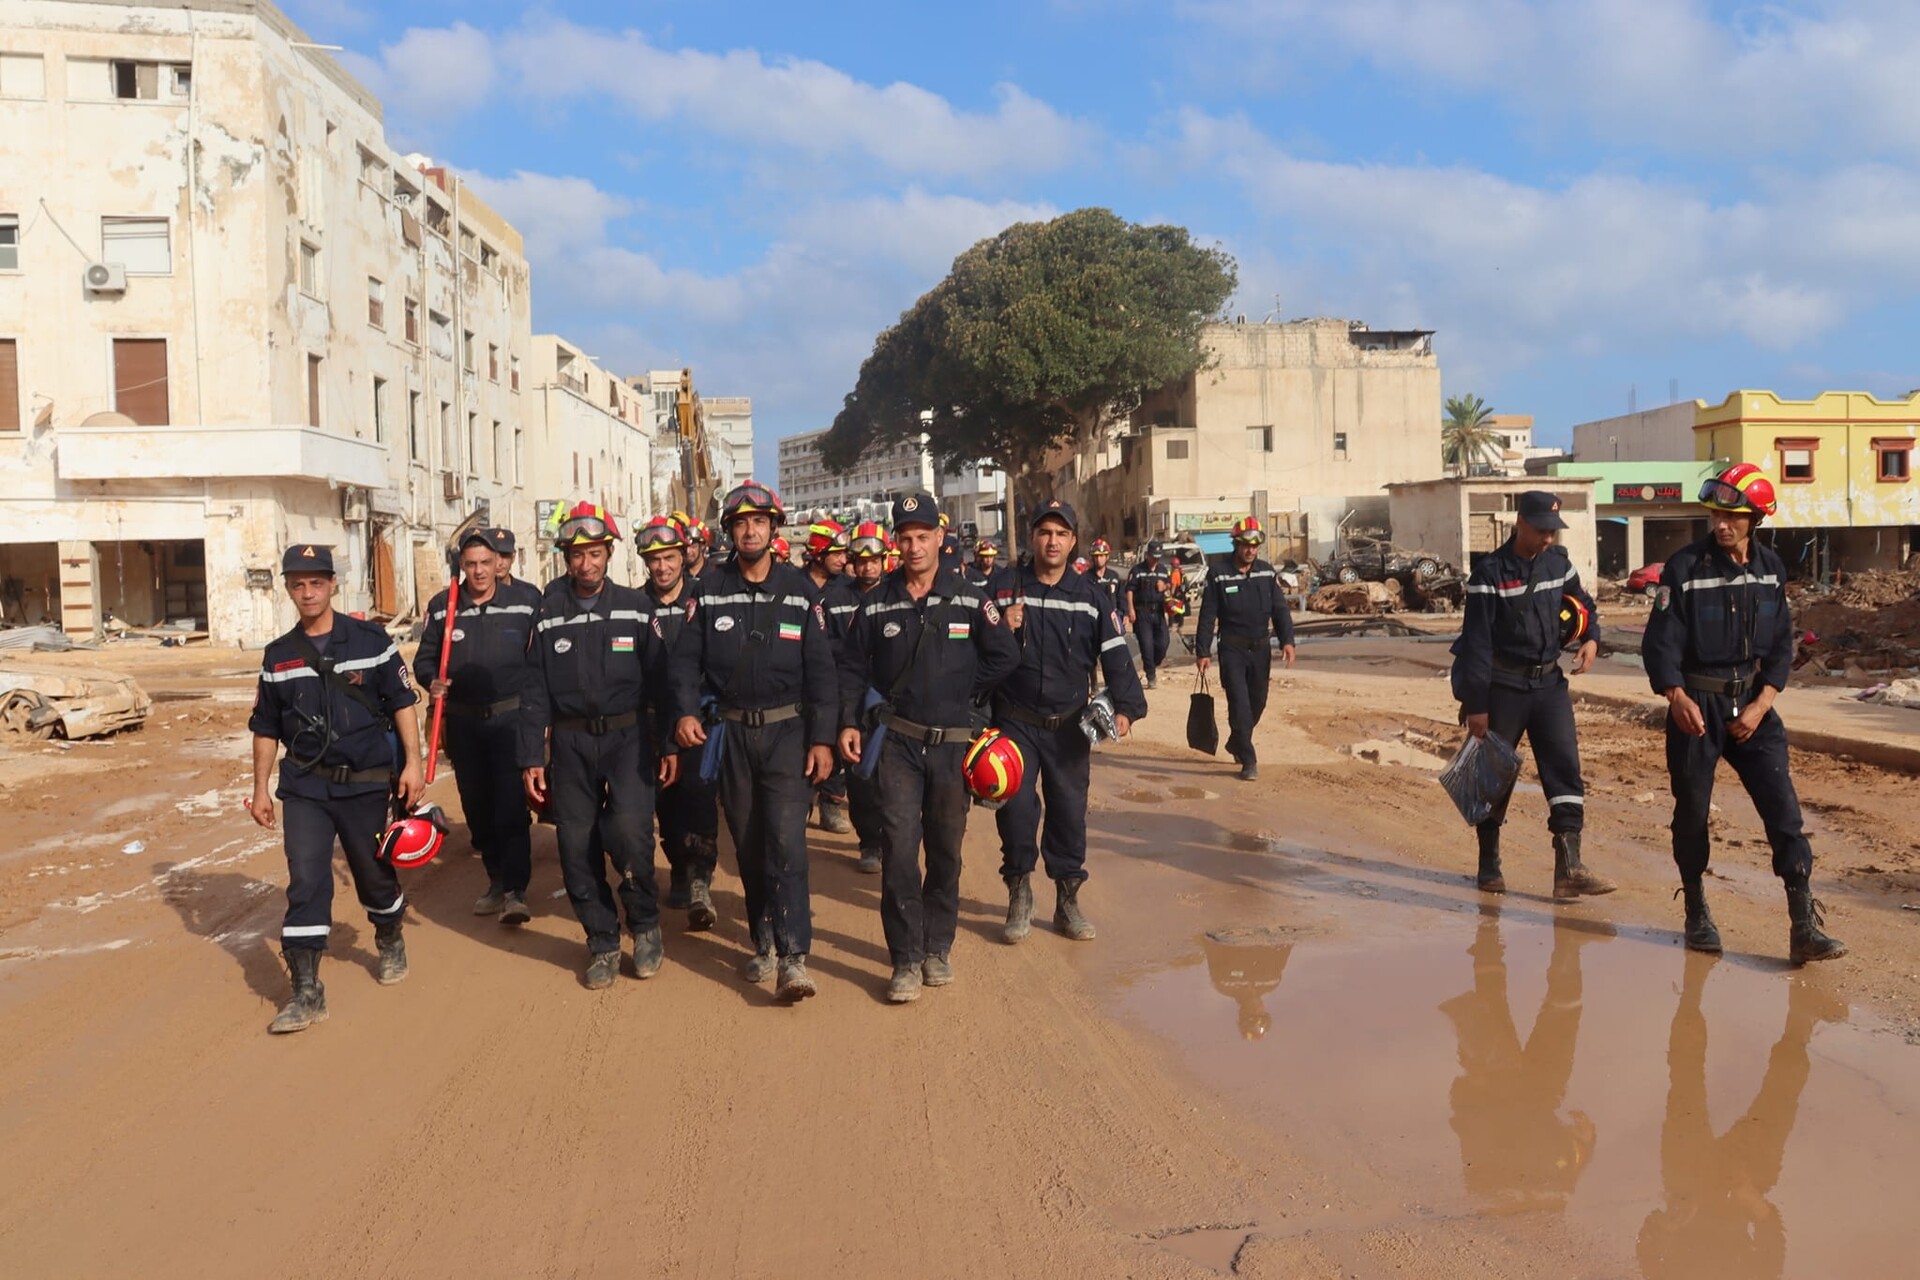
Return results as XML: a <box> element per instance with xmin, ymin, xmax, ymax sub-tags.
<box><xmin>84</xmin><ymin>262</ymin><xmax>128</xmax><ymax>295</ymax></box>
<box><xmin>441</xmin><ymin>471</ymin><xmax>463</xmax><ymax>501</ymax></box>
<box><xmin>341</xmin><ymin>487</ymin><xmax>369</xmax><ymax>523</ymax></box>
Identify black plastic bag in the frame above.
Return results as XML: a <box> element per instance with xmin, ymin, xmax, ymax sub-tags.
<box><xmin>1439</xmin><ymin>732</ymin><xmax>1520</xmax><ymax>826</ymax></box>
<box><xmin>1187</xmin><ymin>669</ymin><xmax>1219</xmax><ymax>756</ymax></box>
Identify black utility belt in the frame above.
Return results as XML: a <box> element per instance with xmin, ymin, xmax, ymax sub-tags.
<box><xmin>552</xmin><ymin>711</ymin><xmax>640</xmax><ymax>735</ymax></box>
<box><xmin>997</xmin><ymin>702</ymin><xmax>1085</xmax><ymax>733</ymax></box>
<box><xmin>1493</xmin><ymin>655</ymin><xmax>1560</xmax><ymax>680</ymax></box>
<box><xmin>1219</xmin><ymin>633</ymin><xmax>1267</xmax><ymax>652</ymax></box>
<box><xmin>299</xmin><ymin>763</ymin><xmax>393</xmax><ymax>785</ymax></box>
<box><xmin>878</xmin><ymin>711</ymin><xmax>973</xmax><ymax>745</ymax></box>
<box><xmin>445</xmin><ymin>695</ymin><xmax>520</xmax><ymax>721</ymax></box>
<box><xmin>1683</xmin><ymin>669</ymin><xmax>1758</xmax><ymax>698</ymax></box>
<box><xmin>718</xmin><ymin>703</ymin><xmax>802</xmax><ymax>728</ymax></box>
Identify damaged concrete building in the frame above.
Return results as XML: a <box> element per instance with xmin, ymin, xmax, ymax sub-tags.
<box><xmin>0</xmin><ymin>0</ymin><xmax>677</xmax><ymax>644</ymax></box>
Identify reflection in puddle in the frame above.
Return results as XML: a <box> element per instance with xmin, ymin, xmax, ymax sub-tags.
<box><xmin>1204</xmin><ymin>927</ymin><xmax>1298</xmax><ymax>1041</ymax></box>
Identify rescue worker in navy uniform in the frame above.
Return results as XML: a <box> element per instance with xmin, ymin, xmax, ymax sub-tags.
<box><xmin>802</xmin><ymin>520</ymin><xmax>855</xmax><ymax>836</ymax></box>
<box><xmin>993</xmin><ymin>499</ymin><xmax>1145</xmax><ymax>947</ymax></box>
<box><xmin>965</xmin><ymin>539</ymin><xmax>1000</xmax><ymax>592</ymax></box>
<box><xmin>416</xmin><ymin>528</ymin><xmax>541</xmax><ymax>923</ymax></box>
<box><xmin>520</xmin><ymin>503</ymin><xmax>677</xmax><ymax>991</ymax></box>
<box><xmin>820</xmin><ymin>520</ymin><xmax>890</xmax><ymax>874</ymax></box>
<box><xmin>248</xmin><ymin>544</ymin><xmax>425</xmax><ymax>1034</ymax></box>
<box><xmin>838</xmin><ymin>491</ymin><xmax>1020</xmax><ymax>1002</ymax></box>
<box><xmin>1451</xmin><ymin>491</ymin><xmax>1613</xmax><ymax>900</ymax></box>
<box><xmin>637</xmin><ymin>516</ymin><xmax>721</xmax><ymax>932</ymax></box>
<box><xmin>1644</xmin><ymin>463</ymin><xmax>1846</xmax><ymax>964</ymax></box>
<box><xmin>670</xmin><ymin>481</ymin><xmax>837</xmax><ymax>1002</ymax></box>
<box><xmin>1194</xmin><ymin>517</ymin><xmax>1297</xmax><ymax>782</ymax></box>
<box><xmin>1126</xmin><ymin>540</ymin><xmax>1174</xmax><ymax>688</ymax></box>
<box><xmin>1087</xmin><ymin>539</ymin><xmax>1123</xmax><ymax>617</ymax></box>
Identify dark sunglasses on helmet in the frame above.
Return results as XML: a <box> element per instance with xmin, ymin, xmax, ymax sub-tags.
<box><xmin>1699</xmin><ymin>478</ymin><xmax>1749</xmax><ymax>509</ymax></box>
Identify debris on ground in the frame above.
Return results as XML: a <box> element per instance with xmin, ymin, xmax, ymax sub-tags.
<box><xmin>1851</xmin><ymin>679</ymin><xmax>1920</xmax><ymax>709</ymax></box>
<box><xmin>1308</xmin><ymin>581</ymin><xmax>1401</xmax><ymax>614</ymax></box>
<box><xmin>0</xmin><ymin>625</ymin><xmax>84</xmax><ymax>653</ymax></box>
<box><xmin>0</xmin><ymin>664</ymin><xmax>154</xmax><ymax>740</ymax></box>
<box><xmin>1787</xmin><ymin>569</ymin><xmax>1920</xmax><ymax>682</ymax></box>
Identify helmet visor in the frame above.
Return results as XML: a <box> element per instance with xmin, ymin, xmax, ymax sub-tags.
<box><xmin>726</xmin><ymin>484</ymin><xmax>779</xmax><ymax>516</ymax></box>
<box><xmin>1233</xmin><ymin>529</ymin><xmax>1265</xmax><ymax>545</ymax></box>
<box><xmin>1698</xmin><ymin>478</ymin><xmax>1751</xmax><ymax>511</ymax></box>
<box><xmin>558</xmin><ymin>515</ymin><xmax>615</xmax><ymax>544</ymax></box>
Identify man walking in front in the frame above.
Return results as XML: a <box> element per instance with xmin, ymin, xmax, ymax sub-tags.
<box><xmin>838</xmin><ymin>491</ymin><xmax>1020</xmax><ymax>1002</ymax></box>
<box><xmin>1644</xmin><ymin>464</ymin><xmax>1846</xmax><ymax>963</ymax></box>
<box><xmin>992</xmin><ymin>499</ymin><xmax>1145</xmax><ymax>946</ymax></box>
<box><xmin>248</xmin><ymin>545</ymin><xmax>425</xmax><ymax>1034</ymax></box>
<box><xmin>1450</xmin><ymin>492</ymin><xmax>1612</xmax><ymax>901</ymax></box>
<box><xmin>1195</xmin><ymin>517</ymin><xmax>1296</xmax><ymax>782</ymax></box>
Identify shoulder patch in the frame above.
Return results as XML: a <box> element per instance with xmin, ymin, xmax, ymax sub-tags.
<box><xmin>1655</xmin><ymin>585</ymin><xmax>1672</xmax><ymax>612</ymax></box>
<box><xmin>982</xmin><ymin>599</ymin><xmax>1002</xmax><ymax>626</ymax></box>
<box><xmin>398</xmin><ymin>665</ymin><xmax>415</xmax><ymax>690</ymax></box>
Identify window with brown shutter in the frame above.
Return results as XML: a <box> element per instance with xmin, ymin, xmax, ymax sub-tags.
<box><xmin>113</xmin><ymin>338</ymin><xmax>168</xmax><ymax>425</ymax></box>
<box><xmin>307</xmin><ymin>354</ymin><xmax>322</xmax><ymax>427</ymax></box>
<box><xmin>0</xmin><ymin>340</ymin><xmax>18</xmax><ymax>431</ymax></box>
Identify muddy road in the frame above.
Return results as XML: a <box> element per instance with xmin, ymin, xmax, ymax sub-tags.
<box><xmin>1</xmin><ymin>642</ymin><xmax>1916</xmax><ymax>1277</ymax></box>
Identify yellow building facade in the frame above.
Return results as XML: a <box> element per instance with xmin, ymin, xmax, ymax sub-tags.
<box><xmin>1694</xmin><ymin>390</ymin><xmax>1919</xmax><ymax>574</ymax></box>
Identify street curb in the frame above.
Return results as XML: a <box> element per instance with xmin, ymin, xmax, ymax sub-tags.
<box><xmin>1572</xmin><ymin>689</ymin><xmax>1920</xmax><ymax>774</ymax></box>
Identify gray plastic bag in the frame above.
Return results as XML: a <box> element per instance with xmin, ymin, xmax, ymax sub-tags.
<box><xmin>1439</xmin><ymin>732</ymin><xmax>1520</xmax><ymax>826</ymax></box>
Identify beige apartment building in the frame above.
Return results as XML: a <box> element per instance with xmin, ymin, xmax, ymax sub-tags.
<box><xmin>0</xmin><ymin>0</ymin><xmax>550</xmax><ymax>644</ymax></box>
<box><xmin>525</xmin><ymin>336</ymin><xmax>654</xmax><ymax>584</ymax></box>
<box><xmin>1053</xmin><ymin>318</ymin><xmax>1444</xmax><ymax>557</ymax></box>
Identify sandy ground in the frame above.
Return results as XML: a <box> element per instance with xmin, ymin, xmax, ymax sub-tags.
<box><xmin>1</xmin><ymin>638</ymin><xmax>1916</xmax><ymax>1278</ymax></box>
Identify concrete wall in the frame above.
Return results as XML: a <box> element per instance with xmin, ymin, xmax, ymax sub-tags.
<box><xmin>1570</xmin><ymin>403</ymin><xmax>1696</xmax><ymax>464</ymax></box>
<box><xmin>525</xmin><ymin>335</ymin><xmax>654</xmax><ymax>585</ymax></box>
<box><xmin>1388</xmin><ymin>477</ymin><xmax>1600</xmax><ymax>587</ymax></box>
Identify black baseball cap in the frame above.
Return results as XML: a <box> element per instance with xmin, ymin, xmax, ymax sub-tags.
<box><xmin>891</xmin><ymin>490</ymin><xmax>939</xmax><ymax>530</ymax></box>
<box><xmin>1145</xmin><ymin>539</ymin><xmax>1164</xmax><ymax>557</ymax></box>
<box><xmin>1031</xmin><ymin>498</ymin><xmax>1078</xmax><ymax>532</ymax></box>
<box><xmin>1517</xmin><ymin>491</ymin><xmax>1568</xmax><ymax>531</ymax></box>
<box><xmin>281</xmin><ymin>544</ymin><xmax>335</xmax><ymax>576</ymax></box>
<box><xmin>461</xmin><ymin>527</ymin><xmax>517</xmax><ymax>555</ymax></box>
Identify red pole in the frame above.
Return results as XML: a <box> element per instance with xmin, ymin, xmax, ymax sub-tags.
<box><xmin>423</xmin><ymin>571</ymin><xmax>458</xmax><ymax>785</ymax></box>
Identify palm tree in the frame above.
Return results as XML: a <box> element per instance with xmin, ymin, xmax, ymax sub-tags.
<box><xmin>1443</xmin><ymin>394</ymin><xmax>1500</xmax><ymax>477</ymax></box>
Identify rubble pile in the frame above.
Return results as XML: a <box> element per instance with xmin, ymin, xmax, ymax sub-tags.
<box><xmin>1792</xmin><ymin>569</ymin><xmax>1920</xmax><ymax>681</ymax></box>
<box><xmin>1308</xmin><ymin>581</ymin><xmax>1401</xmax><ymax>614</ymax></box>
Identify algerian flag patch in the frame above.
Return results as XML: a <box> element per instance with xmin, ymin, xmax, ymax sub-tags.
<box><xmin>778</xmin><ymin>621</ymin><xmax>803</xmax><ymax>641</ymax></box>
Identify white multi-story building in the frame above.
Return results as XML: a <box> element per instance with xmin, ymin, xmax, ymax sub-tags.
<box><xmin>525</xmin><ymin>336</ymin><xmax>653</xmax><ymax>584</ymax></box>
<box><xmin>703</xmin><ymin>395</ymin><xmax>753</xmax><ymax>495</ymax></box>
<box><xmin>778</xmin><ymin>426</ymin><xmax>935</xmax><ymax>522</ymax></box>
<box><xmin>937</xmin><ymin>462</ymin><xmax>1006</xmax><ymax>540</ymax></box>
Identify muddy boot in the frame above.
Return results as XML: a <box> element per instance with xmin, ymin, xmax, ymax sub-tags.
<box><xmin>887</xmin><ymin>965</ymin><xmax>923</xmax><ymax>1003</ymax></box>
<box><xmin>1237</xmin><ymin>761</ymin><xmax>1259</xmax><ymax>782</ymax></box>
<box><xmin>1551</xmin><ymin>832</ymin><xmax>1615</xmax><ymax>901</ymax></box>
<box><xmin>473</xmin><ymin>884</ymin><xmax>505</xmax><ymax>916</ymax></box>
<box><xmin>818</xmin><ymin>800</ymin><xmax>852</xmax><ymax>835</ymax></box>
<box><xmin>1787</xmin><ymin>885</ymin><xmax>1848</xmax><ymax>964</ymax></box>
<box><xmin>1003</xmin><ymin>874</ymin><xmax>1034</xmax><ymax>944</ymax></box>
<box><xmin>922</xmin><ymin>953</ymin><xmax>953</xmax><ymax>987</ymax></box>
<box><xmin>1053</xmin><ymin>880</ymin><xmax>1097</xmax><ymax>941</ymax></box>
<box><xmin>741</xmin><ymin>944</ymin><xmax>777</xmax><ymax>984</ymax></box>
<box><xmin>268</xmin><ymin>949</ymin><xmax>328</xmax><ymax>1034</ymax></box>
<box><xmin>374</xmin><ymin>920</ymin><xmax>409</xmax><ymax>985</ymax></box>
<box><xmin>500</xmin><ymin>891</ymin><xmax>531</xmax><ymax>926</ymax></box>
<box><xmin>1475</xmin><ymin>825</ymin><xmax>1505</xmax><ymax>894</ymax></box>
<box><xmin>585</xmin><ymin>949</ymin><xmax>620</xmax><ymax>990</ymax></box>
<box><xmin>855</xmin><ymin>846</ymin><xmax>882</xmax><ymax>875</ymax></box>
<box><xmin>662</xmin><ymin>865</ymin><xmax>691</xmax><ymax>911</ymax></box>
<box><xmin>630</xmin><ymin>925</ymin><xmax>664</xmax><ymax>979</ymax></box>
<box><xmin>686</xmin><ymin>876</ymin><xmax>717</xmax><ymax>932</ymax></box>
<box><xmin>1676</xmin><ymin>880</ymin><xmax>1722</xmax><ymax>953</ymax></box>
<box><xmin>776</xmin><ymin>956</ymin><xmax>817</xmax><ymax>1002</ymax></box>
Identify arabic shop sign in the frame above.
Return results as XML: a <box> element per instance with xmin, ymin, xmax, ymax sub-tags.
<box><xmin>1611</xmin><ymin>483</ymin><xmax>1685</xmax><ymax>503</ymax></box>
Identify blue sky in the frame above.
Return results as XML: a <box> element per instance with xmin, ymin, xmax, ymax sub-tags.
<box><xmin>286</xmin><ymin>1</ymin><xmax>1920</xmax><ymax>476</ymax></box>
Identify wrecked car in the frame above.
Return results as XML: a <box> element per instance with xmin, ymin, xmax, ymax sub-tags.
<box><xmin>0</xmin><ymin>663</ymin><xmax>153</xmax><ymax>741</ymax></box>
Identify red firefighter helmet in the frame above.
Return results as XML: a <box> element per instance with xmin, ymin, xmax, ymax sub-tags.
<box><xmin>1072</xmin><ymin>556</ymin><xmax>1091</xmax><ymax>574</ymax></box>
<box><xmin>377</xmin><ymin>803</ymin><xmax>450</xmax><ymax>869</ymax></box>
<box><xmin>805</xmin><ymin>518</ymin><xmax>847</xmax><ymax>560</ymax></box>
<box><xmin>1231</xmin><ymin>516</ymin><xmax>1265</xmax><ymax>546</ymax></box>
<box><xmin>1558</xmin><ymin>593</ymin><xmax>1593</xmax><ymax>649</ymax></box>
<box><xmin>963</xmin><ymin>729</ymin><xmax>1025</xmax><ymax>803</ymax></box>
<box><xmin>770</xmin><ymin>535</ymin><xmax>791</xmax><ymax>560</ymax></box>
<box><xmin>848</xmin><ymin>521</ymin><xmax>888</xmax><ymax>559</ymax></box>
<box><xmin>636</xmin><ymin>516</ymin><xmax>687</xmax><ymax>555</ymax></box>
<box><xmin>551</xmin><ymin>501</ymin><xmax>620</xmax><ymax>547</ymax></box>
<box><xmin>721</xmin><ymin>480</ymin><xmax>785</xmax><ymax>527</ymax></box>
<box><xmin>1165</xmin><ymin>594</ymin><xmax>1188</xmax><ymax>619</ymax></box>
<box><xmin>1089</xmin><ymin>538</ymin><xmax>1112</xmax><ymax>556</ymax></box>
<box><xmin>1698</xmin><ymin>462</ymin><xmax>1778</xmax><ymax>519</ymax></box>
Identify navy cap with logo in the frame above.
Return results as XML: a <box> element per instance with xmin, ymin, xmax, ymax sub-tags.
<box><xmin>1031</xmin><ymin>498</ymin><xmax>1078</xmax><ymax>532</ymax></box>
<box><xmin>891</xmin><ymin>490</ymin><xmax>940</xmax><ymax>530</ymax></box>
<box><xmin>1145</xmin><ymin>539</ymin><xmax>1164</xmax><ymax>557</ymax></box>
<box><xmin>461</xmin><ymin>526</ymin><xmax>517</xmax><ymax>556</ymax></box>
<box><xmin>1516</xmin><ymin>491</ymin><xmax>1569</xmax><ymax>531</ymax></box>
<box><xmin>280</xmin><ymin>544</ymin><xmax>335</xmax><ymax>576</ymax></box>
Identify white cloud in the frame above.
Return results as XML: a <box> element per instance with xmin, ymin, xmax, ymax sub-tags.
<box><xmin>1179</xmin><ymin>0</ymin><xmax>1920</xmax><ymax>158</ymax></box>
<box><xmin>338</xmin><ymin>23</ymin><xmax>497</xmax><ymax>123</ymax></box>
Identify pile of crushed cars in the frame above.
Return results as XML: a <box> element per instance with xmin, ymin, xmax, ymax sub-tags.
<box><xmin>1306</xmin><ymin>532</ymin><xmax>1464</xmax><ymax>614</ymax></box>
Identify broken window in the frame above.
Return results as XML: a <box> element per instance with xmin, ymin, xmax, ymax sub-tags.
<box><xmin>429</xmin><ymin>311</ymin><xmax>451</xmax><ymax>361</ymax></box>
<box><xmin>371</xmin><ymin>376</ymin><xmax>387</xmax><ymax>443</ymax></box>
<box><xmin>424</xmin><ymin>200</ymin><xmax>449</xmax><ymax>238</ymax></box>
<box><xmin>0</xmin><ymin>53</ymin><xmax>46</xmax><ymax>100</ymax></box>
<box><xmin>458</xmin><ymin>225</ymin><xmax>476</xmax><ymax>259</ymax></box>
<box><xmin>1246</xmin><ymin>425</ymin><xmax>1273</xmax><ymax>453</ymax></box>
<box><xmin>480</xmin><ymin>242</ymin><xmax>498</xmax><ymax>271</ymax></box>
<box><xmin>366</xmin><ymin>277</ymin><xmax>384</xmax><ymax>328</ymax></box>
<box><xmin>358</xmin><ymin>147</ymin><xmax>386</xmax><ymax>191</ymax></box>
<box><xmin>112</xmin><ymin>60</ymin><xmax>160</xmax><ymax>100</ymax></box>
<box><xmin>1333</xmin><ymin>431</ymin><xmax>1348</xmax><ymax>456</ymax></box>
<box><xmin>488</xmin><ymin>343</ymin><xmax>498</xmax><ymax>382</ymax></box>
<box><xmin>0</xmin><ymin>213</ymin><xmax>16</xmax><ymax>270</ymax></box>
<box><xmin>101</xmin><ymin>217</ymin><xmax>171</xmax><ymax>275</ymax></box>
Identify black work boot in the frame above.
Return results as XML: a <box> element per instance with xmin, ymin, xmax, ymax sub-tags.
<box><xmin>630</xmin><ymin>925</ymin><xmax>664</xmax><ymax>979</ymax></box>
<box><xmin>855</xmin><ymin>846</ymin><xmax>882</xmax><ymax>874</ymax></box>
<box><xmin>269</xmin><ymin>949</ymin><xmax>328</xmax><ymax>1034</ymax></box>
<box><xmin>663</xmin><ymin>865</ymin><xmax>691</xmax><ymax>911</ymax></box>
<box><xmin>818</xmin><ymin>801</ymin><xmax>852</xmax><ymax>835</ymax></box>
<box><xmin>686</xmin><ymin>876</ymin><xmax>717</xmax><ymax>932</ymax></box>
<box><xmin>585</xmin><ymin>949</ymin><xmax>620</xmax><ymax>990</ymax></box>
<box><xmin>1238</xmin><ymin>761</ymin><xmax>1259</xmax><ymax>782</ymax></box>
<box><xmin>1787</xmin><ymin>885</ymin><xmax>1848</xmax><ymax>964</ymax></box>
<box><xmin>887</xmin><ymin>965</ymin><xmax>923</xmax><ymax>1003</ymax></box>
<box><xmin>1003</xmin><ymin>874</ymin><xmax>1034</xmax><ymax>944</ymax></box>
<box><xmin>1475</xmin><ymin>825</ymin><xmax>1506</xmax><ymax>894</ymax></box>
<box><xmin>374</xmin><ymin>920</ymin><xmax>408</xmax><ymax>985</ymax></box>
<box><xmin>1677</xmin><ymin>880</ymin><xmax>1722</xmax><ymax>953</ymax></box>
<box><xmin>1552</xmin><ymin>832</ymin><xmax>1616</xmax><ymax>901</ymax></box>
<box><xmin>1053</xmin><ymin>879</ymin><xmax>1097</xmax><ymax>941</ymax></box>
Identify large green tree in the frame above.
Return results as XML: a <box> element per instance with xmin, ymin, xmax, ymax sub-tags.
<box><xmin>820</xmin><ymin>208</ymin><xmax>1237</xmax><ymax>539</ymax></box>
<box><xmin>1442</xmin><ymin>394</ymin><xmax>1501</xmax><ymax>477</ymax></box>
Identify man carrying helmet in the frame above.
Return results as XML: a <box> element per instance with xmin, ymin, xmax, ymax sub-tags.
<box><xmin>416</xmin><ymin>528</ymin><xmax>541</xmax><ymax>924</ymax></box>
<box><xmin>520</xmin><ymin>503</ymin><xmax>677</xmax><ymax>991</ymax></box>
<box><xmin>1126</xmin><ymin>540</ymin><xmax>1175</xmax><ymax>688</ymax></box>
<box><xmin>1450</xmin><ymin>491</ymin><xmax>1611</xmax><ymax>901</ymax></box>
<box><xmin>638</xmin><ymin>516</ymin><xmax>722</xmax><ymax>932</ymax></box>
<box><xmin>822</xmin><ymin>520</ymin><xmax>891</xmax><ymax>873</ymax></box>
<box><xmin>248</xmin><ymin>545</ymin><xmax>425</xmax><ymax>1034</ymax></box>
<box><xmin>837</xmin><ymin>490</ymin><xmax>1020</xmax><ymax>1002</ymax></box>
<box><xmin>669</xmin><ymin>481</ymin><xmax>838</xmax><ymax>1002</ymax></box>
<box><xmin>992</xmin><ymin>499</ymin><xmax>1146</xmax><ymax>947</ymax></box>
<box><xmin>966</xmin><ymin>539</ymin><xmax>1001</xmax><ymax>593</ymax></box>
<box><xmin>1645</xmin><ymin>464</ymin><xmax>1846</xmax><ymax>964</ymax></box>
<box><xmin>803</xmin><ymin>519</ymin><xmax>856</xmax><ymax>836</ymax></box>
<box><xmin>1195</xmin><ymin>516</ymin><xmax>1297</xmax><ymax>783</ymax></box>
